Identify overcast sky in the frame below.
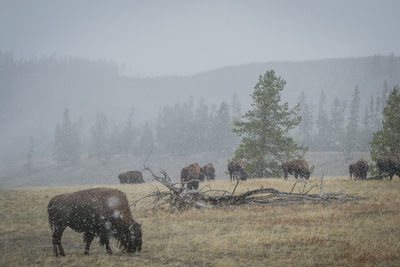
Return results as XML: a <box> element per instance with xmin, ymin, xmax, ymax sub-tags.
<box><xmin>1</xmin><ymin>0</ymin><xmax>399</xmax><ymax>76</ymax></box>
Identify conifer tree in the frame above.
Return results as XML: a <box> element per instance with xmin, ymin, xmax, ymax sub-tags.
<box><xmin>315</xmin><ymin>91</ymin><xmax>330</xmax><ymax>151</ymax></box>
<box><xmin>345</xmin><ymin>86</ymin><xmax>361</xmax><ymax>153</ymax></box>
<box><xmin>297</xmin><ymin>91</ymin><xmax>313</xmax><ymax>149</ymax></box>
<box><xmin>53</xmin><ymin>109</ymin><xmax>80</xmax><ymax>165</ymax></box>
<box><xmin>370</xmin><ymin>85</ymin><xmax>400</xmax><ymax>161</ymax></box>
<box><xmin>329</xmin><ymin>97</ymin><xmax>346</xmax><ymax>151</ymax></box>
<box><xmin>233</xmin><ymin>70</ymin><xmax>306</xmax><ymax>178</ymax></box>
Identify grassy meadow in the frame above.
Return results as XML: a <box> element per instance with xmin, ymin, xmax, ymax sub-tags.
<box><xmin>0</xmin><ymin>177</ymin><xmax>399</xmax><ymax>266</ymax></box>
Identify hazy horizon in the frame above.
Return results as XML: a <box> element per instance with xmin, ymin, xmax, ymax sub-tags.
<box><xmin>1</xmin><ymin>0</ymin><xmax>400</xmax><ymax>77</ymax></box>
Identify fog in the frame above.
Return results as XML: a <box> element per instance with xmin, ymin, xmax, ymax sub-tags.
<box><xmin>1</xmin><ymin>1</ymin><xmax>400</xmax><ymax>186</ymax></box>
<box><xmin>1</xmin><ymin>0</ymin><xmax>400</xmax><ymax>76</ymax></box>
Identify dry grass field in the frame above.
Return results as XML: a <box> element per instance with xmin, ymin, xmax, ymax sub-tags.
<box><xmin>0</xmin><ymin>177</ymin><xmax>399</xmax><ymax>266</ymax></box>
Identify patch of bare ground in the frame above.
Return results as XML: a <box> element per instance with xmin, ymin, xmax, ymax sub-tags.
<box><xmin>0</xmin><ymin>177</ymin><xmax>399</xmax><ymax>266</ymax></box>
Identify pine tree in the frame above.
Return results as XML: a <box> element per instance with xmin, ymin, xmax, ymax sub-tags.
<box><xmin>231</xmin><ymin>92</ymin><xmax>242</xmax><ymax>121</ymax></box>
<box><xmin>138</xmin><ymin>121</ymin><xmax>154</xmax><ymax>154</ymax></box>
<box><xmin>345</xmin><ymin>86</ymin><xmax>361</xmax><ymax>154</ymax></box>
<box><xmin>193</xmin><ymin>98</ymin><xmax>209</xmax><ymax>152</ymax></box>
<box><xmin>370</xmin><ymin>85</ymin><xmax>400</xmax><ymax>161</ymax></box>
<box><xmin>118</xmin><ymin>109</ymin><xmax>136</xmax><ymax>155</ymax></box>
<box><xmin>53</xmin><ymin>109</ymin><xmax>80</xmax><ymax>165</ymax></box>
<box><xmin>233</xmin><ymin>70</ymin><xmax>306</xmax><ymax>178</ymax></box>
<box><xmin>328</xmin><ymin>97</ymin><xmax>346</xmax><ymax>151</ymax></box>
<box><xmin>315</xmin><ymin>91</ymin><xmax>330</xmax><ymax>151</ymax></box>
<box><xmin>90</xmin><ymin>112</ymin><xmax>109</xmax><ymax>160</ymax></box>
<box><xmin>296</xmin><ymin>91</ymin><xmax>313</xmax><ymax>149</ymax></box>
<box><xmin>209</xmin><ymin>102</ymin><xmax>235</xmax><ymax>155</ymax></box>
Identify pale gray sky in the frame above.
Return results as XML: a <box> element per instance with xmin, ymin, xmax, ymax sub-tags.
<box><xmin>1</xmin><ymin>0</ymin><xmax>399</xmax><ymax>76</ymax></box>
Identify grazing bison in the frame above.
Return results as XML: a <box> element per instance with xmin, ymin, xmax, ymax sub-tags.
<box><xmin>228</xmin><ymin>160</ymin><xmax>247</xmax><ymax>181</ymax></box>
<box><xmin>202</xmin><ymin>163</ymin><xmax>216</xmax><ymax>180</ymax></box>
<box><xmin>48</xmin><ymin>188</ymin><xmax>142</xmax><ymax>256</ymax></box>
<box><xmin>349</xmin><ymin>158</ymin><xmax>369</xmax><ymax>180</ymax></box>
<box><xmin>377</xmin><ymin>153</ymin><xmax>400</xmax><ymax>180</ymax></box>
<box><xmin>282</xmin><ymin>159</ymin><xmax>310</xmax><ymax>180</ymax></box>
<box><xmin>118</xmin><ymin>171</ymin><xmax>145</xmax><ymax>184</ymax></box>
<box><xmin>181</xmin><ymin>163</ymin><xmax>203</xmax><ymax>190</ymax></box>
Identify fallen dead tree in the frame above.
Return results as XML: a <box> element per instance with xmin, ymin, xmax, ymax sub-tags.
<box><xmin>133</xmin><ymin>167</ymin><xmax>367</xmax><ymax>211</ymax></box>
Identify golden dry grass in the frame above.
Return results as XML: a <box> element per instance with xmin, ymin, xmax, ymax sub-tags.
<box><xmin>0</xmin><ymin>177</ymin><xmax>399</xmax><ymax>266</ymax></box>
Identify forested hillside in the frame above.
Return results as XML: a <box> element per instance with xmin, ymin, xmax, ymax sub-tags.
<box><xmin>1</xmin><ymin>53</ymin><xmax>399</xmax><ymax>186</ymax></box>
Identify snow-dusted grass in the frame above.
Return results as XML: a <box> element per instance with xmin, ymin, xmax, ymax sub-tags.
<box><xmin>0</xmin><ymin>177</ymin><xmax>399</xmax><ymax>266</ymax></box>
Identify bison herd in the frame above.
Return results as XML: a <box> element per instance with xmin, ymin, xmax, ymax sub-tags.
<box><xmin>347</xmin><ymin>154</ymin><xmax>400</xmax><ymax>181</ymax></box>
<box><xmin>116</xmin><ymin>154</ymin><xmax>400</xmax><ymax>187</ymax></box>
<box><xmin>48</xmin><ymin>154</ymin><xmax>400</xmax><ymax>256</ymax></box>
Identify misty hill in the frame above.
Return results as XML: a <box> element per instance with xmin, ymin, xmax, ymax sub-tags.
<box><xmin>1</xmin><ymin>53</ymin><xmax>400</xmax><ymax>161</ymax></box>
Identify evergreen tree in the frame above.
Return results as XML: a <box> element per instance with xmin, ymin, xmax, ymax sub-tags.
<box><xmin>138</xmin><ymin>121</ymin><xmax>154</xmax><ymax>154</ymax></box>
<box><xmin>233</xmin><ymin>70</ymin><xmax>306</xmax><ymax>178</ymax></box>
<box><xmin>329</xmin><ymin>97</ymin><xmax>346</xmax><ymax>151</ymax></box>
<box><xmin>209</xmin><ymin>102</ymin><xmax>235</xmax><ymax>155</ymax></box>
<box><xmin>370</xmin><ymin>85</ymin><xmax>400</xmax><ymax>161</ymax></box>
<box><xmin>231</xmin><ymin>92</ymin><xmax>242</xmax><ymax>121</ymax></box>
<box><xmin>90</xmin><ymin>112</ymin><xmax>109</xmax><ymax>160</ymax></box>
<box><xmin>53</xmin><ymin>109</ymin><xmax>80</xmax><ymax>165</ymax></box>
<box><xmin>297</xmin><ymin>91</ymin><xmax>313</xmax><ymax>149</ymax></box>
<box><xmin>345</xmin><ymin>86</ymin><xmax>361</xmax><ymax>153</ymax></box>
<box><xmin>118</xmin><ymin>109</ymin><xmax>136</xmax><ymax>155</ymax></box>
<box><xmin>360</xmin><ymin>96</ymin><xmax>375</xmax><ymax>151</ymax></box>
<box><xmin>193</xmin><ymin>98</ymin><xmax>209</xmax><ymax>152</ymax></box>
<box><xmin>315</xmin><ymin>91</ymin><xmax>330</xmax><ymax>151</ymax></box>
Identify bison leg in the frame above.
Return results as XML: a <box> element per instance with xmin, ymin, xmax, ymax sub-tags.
<box><xmin>193</xmin><ymin>180</ymin><xmax>199</xmax><ymax>190</ymax></box>
<box><xmin>83</xmin><ymin>232</ymin><xmax>95</xmax><ymax>255</ymax></box>
<box><xmin>52</xmin><ymin>225</ymin><xmax>66</xmax><ymax>257</ymax></box>
<box><xmin>99</xmin><ymin>233</ymin><xmax>112</xmax><ymax>255</ymax></box>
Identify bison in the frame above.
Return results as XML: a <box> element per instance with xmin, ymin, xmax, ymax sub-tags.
<box><xmin>48</xmin><ymin>188</ymin><xmax>142</xmax><ymax>256</ymax></box>
<box><xmin>349</xmin><ymin>158</ymin><xmax>369</xmax><ymax>180</ymax></box>
<box><xmin>228</xmin><ymin>160</ymin><xmax>247</xmax><ymax>181</ymax></box>
<box><xmin>202</xmin><ymin>163</ymin><xmax>216</xmax><ymax>180</ymax></box>
<box><xmin>118</xmin><ymin>171</ymin><xmax>145</xmax><ymax>184</ymax></box>
<box><xmin>282</xmin><ymin>158</ymin><xmax>310</xmax><ymax>180</ymax></box>
<box><xmin>181</xmin><ymin>163</ymin><xmax>203</xmax><ymax>190</ymax></box>
<box><xmin>377</xmin><ymin>153</ymin><xmax>400</xmax><ymax>180</ymax></box>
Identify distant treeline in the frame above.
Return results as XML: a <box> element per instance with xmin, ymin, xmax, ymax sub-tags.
<box><xmin>2</xmin><ymin>51</ymin><xmax>400</xmax><ymax>163</ymax></box>
<box><xmin>51</xmin><ymin>95</ymin><xmax>242</xmax><ymax>165</ymax></box>
<box><xmin>295</xmin><ymin>83</ymin><xmax>389</xmax><ymax>155</ymax></box>
<box><xmin>49</xmin><ymin>81</ymin><xmax>391</xmax><ymax>167</ymax></box>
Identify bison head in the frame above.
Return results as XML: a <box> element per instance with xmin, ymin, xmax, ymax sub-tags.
<box><xmin>240</xmin><ymin>169</ymin><xmax>247</xmax><ymax>180</ymax></box>
<box><xmin>304</xmin><ymin>170</ymin><xmax>311</xmax><ymax>180</ymax></box>
<box><xmin>120</xmin><ymin>222</ymin><xmax>142</xmax><ymax>252</ymax></box>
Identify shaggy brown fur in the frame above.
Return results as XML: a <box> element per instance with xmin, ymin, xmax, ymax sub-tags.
<box><xmin>202</xmin><ymin>163</ymin><xmax>216</xmax><ymax>180</ymax></box>
<box><xmin>282</xmin><ymin>159</ymin><xmax>310</xmax><ymax>180</ymax></box>
<box><xmin>228</xmin><ymin>160</ymin><xmax>247</xmax><ymax>181</ymax></box>
<box><xmin>349</xmin><ymin>158</ymin><xmax>369</xmax><ymax>180</ymax></box>
<box><xmin>118</xmin><ymin>171</ymin><xmax>144</xmax><ymax>184</ymax></box>
<box><xmin>181</xmin><ymin>163</ymin><xmax>202</xmax><ymax>190</ymax></box>
<box><xmin>48</xmin><ymin>188</ymin><xmax>142</xmax><ymax>256</ymax></box>
<box><xmin>377</xmin><ymin>153</ymin><xmax>400</xmax><ymax>180</ymax></box>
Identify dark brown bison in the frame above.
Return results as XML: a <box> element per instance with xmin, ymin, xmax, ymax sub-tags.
<box><xmin>349</xmin><ymin>158</ymin><xmax>369</xmax><ymax>180</ymax></box>
<box><xmin>48</xmin><ymin>188</ymin><xmax>142</xmax><ymax>256</ymax></box>
<box><xmin>228</xmin><ymin>160</ymin><xmax>247</xmax><ymax>181</ymax></box>
<box><xmin>202</xmin><ymin>163</ymin><xmax>216</xmax><ymax>180</ymax></box>
<box><xmin>282</xmin><ymin>159</ymin><xmax>310</xmax><ymax>180</ymax></box>
<box><xmin>181</xmin><ymin>163</ymin><xmax>203</xmax><ymax>190</ymax></box>
<box><xmin>377</xmin><ymin>153</ymin><xmax>400</xmax><ymax>180</ymax></box>
<box><xmin>118</xmin><ymin>171</ymin><xmax>144</xmax><ymax>184</ymax></box>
